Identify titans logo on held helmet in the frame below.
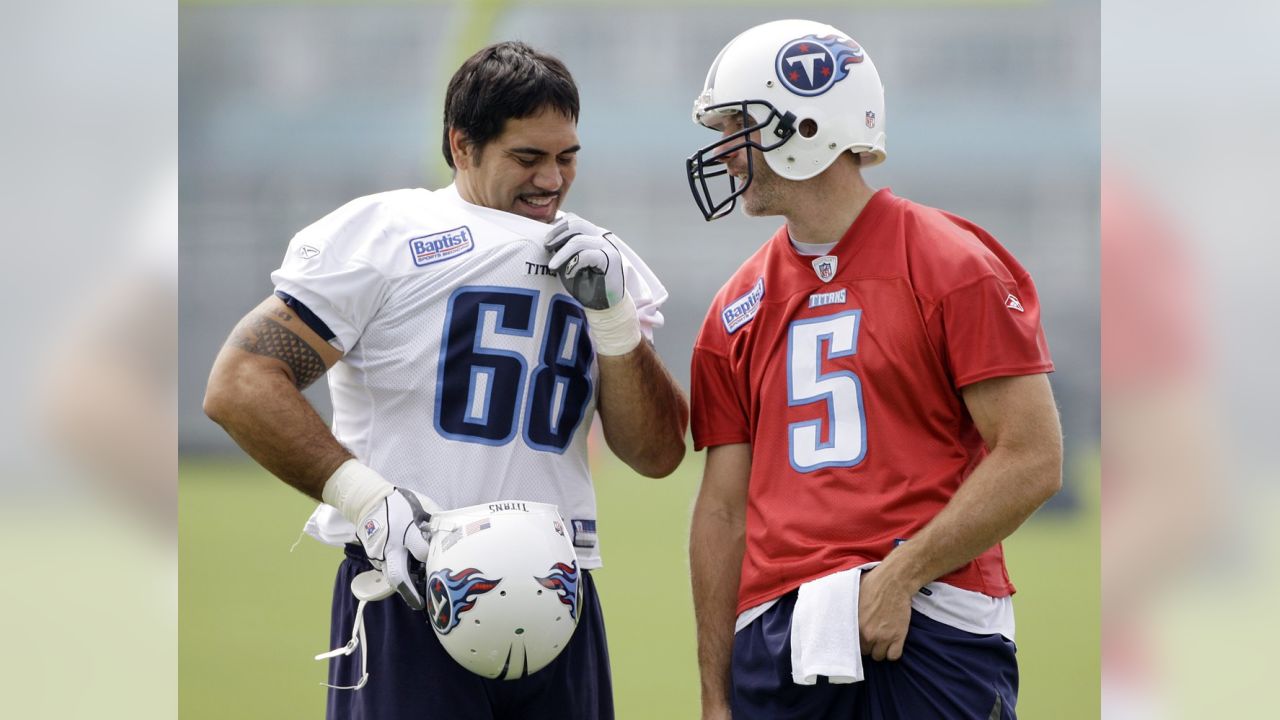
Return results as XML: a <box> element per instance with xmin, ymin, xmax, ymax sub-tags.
<box><xmin>775</xmin><ymin>34</ymin><xmax>865</xmax><ymax>97</ymax></box>
<box><xmin>535</xmin><ymin>561</ymin><xmax>581</xmax><ymax>622</ymax></box>
<box><xmin>426</xmin><ymin>567</ymin><xmax>501</xmax><ymax>634</ymax></box>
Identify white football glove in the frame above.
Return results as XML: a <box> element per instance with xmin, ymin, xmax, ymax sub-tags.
<box><xmin>546</xmin><ymin>216</ymin><xmax>626</xmax><ymax>311</ymax></box>
<box><xmin>324</xmin><ymin>460</ymin><xmax>435</xmax><ymax>610</ymax></box>
<box><xmin>354</xmin><ymin>487</ymin><xmax>433</xmax><ymax>610</ymax></box>
<box><xmin>545</xmin><ymin>215</ymin><xmax>643</xmax><ymax>356</ymax></box>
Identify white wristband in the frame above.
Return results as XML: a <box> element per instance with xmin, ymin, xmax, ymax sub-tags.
<box><xmin>322</xmin><ymin>459</ymin><xmax>394</xmax><ymax>526</ymax></box>
<box><xmin>584</xmin><ymin>293</ymin><xmax>643</xmax><ymax>356</ymax></box>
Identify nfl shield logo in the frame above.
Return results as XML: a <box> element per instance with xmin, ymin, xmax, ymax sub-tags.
<box><xmin>865</xmin><ymin>111</ymin><xmax>876</xmax><ymax>129</ymax></box>
<box><xmin>812</xmin><ymin>255</ymin><xmax>838</xmax><ymax>283</ymax></box>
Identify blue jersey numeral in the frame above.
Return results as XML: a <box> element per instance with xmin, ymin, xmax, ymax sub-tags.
<box><xmin>525</xmin><ymin>296</ymin><xmax>594</xmax><ymax>452</ymax></box>
<box><xmin>436</xmin><ymin>287</ymin><xmax>594</xmax><ymax>453</ymax></box>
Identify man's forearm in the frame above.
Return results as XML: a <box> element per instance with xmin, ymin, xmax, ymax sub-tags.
<box><xmin>877</xmin><ymin>443</ymin><xmax>1061</xmax><ymax>591</ymax></box>
<box><xmin>690</xmin><ymin>498</ymin><xmax>745</xmax><ymax>710</ymax></box>
<box><xmin>596</xmin><ymin>340</ymin><xmax>689</xmax><ymax>477</ymax></box>
<box><xmin>204</xmin><ymin>351</ymin><xmax>351</xmax><ymax>501</ymax></box>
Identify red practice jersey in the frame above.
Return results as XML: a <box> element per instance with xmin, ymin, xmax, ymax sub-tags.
<box><xmin>691</xmin><ymin>189</ymin><xmax>1054</xmax><ymax>613</ymax></box>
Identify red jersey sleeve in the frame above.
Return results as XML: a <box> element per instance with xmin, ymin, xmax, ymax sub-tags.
<box><xmin>691</xmin><ymin>332</ymin><xmax>751</xmax><ymax>452</ymax></box>
<box><xmin>935</xmin><ymin>268</ymin><xmax>1054</xmax><ymax>388</ymax></box>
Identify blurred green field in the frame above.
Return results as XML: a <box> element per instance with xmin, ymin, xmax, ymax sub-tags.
<box><xmin>180</xmin><ymin>453</ymin><xmax>1097</xmax><ymax>718</ymax></box>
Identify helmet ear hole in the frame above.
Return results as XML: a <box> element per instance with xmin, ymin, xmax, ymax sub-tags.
<box><xmin>798</xmin><ymin>118</ymin><xmax>818</xmax><ymax>138</ymax></box>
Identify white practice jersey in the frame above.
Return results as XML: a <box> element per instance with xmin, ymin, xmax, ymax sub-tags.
<box><xmin>271</xmin><ymin>184</ymin><xmax>668</xmax><ymax>569</ymax></box>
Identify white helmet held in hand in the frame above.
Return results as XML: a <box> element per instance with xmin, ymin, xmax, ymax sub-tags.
<box><xmin>686</xmin><ymin>18</ymin><xmax>886</xmax><ymax>220</ymax></box>
<box><xmin>423</xmin><ymin>501</ymin><xmax>581</xmax><ymax>680</ymax></box>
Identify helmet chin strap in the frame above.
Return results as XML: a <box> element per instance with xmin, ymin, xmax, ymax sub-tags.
<box><xmin>315</xmin><ymin>570</ymin><xmax>397</xmax><ymax>691</ymax></box>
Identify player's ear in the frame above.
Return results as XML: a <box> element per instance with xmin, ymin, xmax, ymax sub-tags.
<box><xmin>449</xmin><ymin>127</ymin><xmax>478</xmax><ymax>170</ymax></box>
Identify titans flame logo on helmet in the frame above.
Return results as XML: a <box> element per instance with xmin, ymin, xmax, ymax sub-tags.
<box><xmin>535</xmin><ymin>560</ymin><xmax>580</xmax><ymax>621</ymax></box>
<box><xmin>426</xmin><ymin>567</ymin><xmax>501</xmax><ymax>634</ymax></box>
<box><xmin>775</xmin><ymin>34</ymin><xmax>865</xmax><ymax>97</ymax></box>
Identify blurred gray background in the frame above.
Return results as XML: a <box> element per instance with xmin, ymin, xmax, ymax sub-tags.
<box><xmin>180</xmin><ymin>0</ymin><xmax>1098</xmax><ymax>478</ymax></box>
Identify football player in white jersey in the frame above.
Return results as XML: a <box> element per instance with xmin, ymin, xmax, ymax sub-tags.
<box><xmin>204</xmin><ymin>41</ymin><xmax>688</xmax><ymax>720</ymax></box>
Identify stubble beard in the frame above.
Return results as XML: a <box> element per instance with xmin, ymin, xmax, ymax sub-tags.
<box><xmin>742</xmin><ymin>170</ymin><xmax>778</xmax><ymax>215</ymax></box>
<box><xmin>742</xmin><ymin>158</ymin><xmax>784</xmax><ymax>217</ymax></box>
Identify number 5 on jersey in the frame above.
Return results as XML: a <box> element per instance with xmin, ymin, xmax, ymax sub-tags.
<box><xmin>435</xmin><ymin>287</ymin><xmax>594</xmax><ymax>453</ymax></box>
<box><xmin>787</xmin><ymin>310</ymin><xmax>867</xmax><ymax>472</ymax></box>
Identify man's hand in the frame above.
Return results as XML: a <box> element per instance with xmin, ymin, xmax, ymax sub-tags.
<box><xmin>858</xmin><ymin>567</ymin><xmax>914</xmax><ymax>661</ymax></box>
<box><xmin>324</xmin><ymin>459</ymin><xmax>435</xmax><ymax>610</ymax></box>
<box><xmin>545</xmin><ymin>217</ymin><xmax>626</xmax><ymax>311</ymax></box>
<box><xmin>544</xmin><ymin>215</ymin><xmax>642</xmax><ymax>357</ymax></box>
<box><xmin>354</xmin><ymin>487</ymin><xmax>433</xmax><ymax>610</ymax></box>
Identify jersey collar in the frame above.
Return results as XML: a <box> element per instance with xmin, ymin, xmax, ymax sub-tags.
<box><xmin>777</xmin><ymin>187</ymin><xmax>897</xmax><ymax>263</ymax></box>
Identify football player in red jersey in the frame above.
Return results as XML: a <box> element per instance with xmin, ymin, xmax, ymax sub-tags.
<box><xmin>685</xmin><ymin>20</ymin><xmax>1063</xmax><ymax>720</ymax></box>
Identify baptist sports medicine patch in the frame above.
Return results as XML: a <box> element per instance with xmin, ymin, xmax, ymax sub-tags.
<box><xmin>722</xmin><ymin>277</ymin><xmax>766</xmax><ymax>334</ymax></box>
<box><xmin>409</xmin><ymin>226</ymin><xmax>474</xmax><ymax>267</ymax></box>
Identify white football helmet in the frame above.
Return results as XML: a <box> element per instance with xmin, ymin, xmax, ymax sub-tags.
<box><xmin>423</xmin><ymin>501</ymin><xmax>581</xmax><ymax>680</ymax></box>
<box><xmin>686</xmin><ymin>19</ymin><xmax>887</xmax><ymax>220</ymax></box>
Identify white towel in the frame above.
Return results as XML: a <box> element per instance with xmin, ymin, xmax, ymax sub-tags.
<box><xmin>303</xmin><ymin>504</ymin><xmax>357</xmax><ymax>547</ymax></box>
<box><xmin>790</xmin><ymin>566</ymin><xmax>865</xmax><ymax>685</ymax></box>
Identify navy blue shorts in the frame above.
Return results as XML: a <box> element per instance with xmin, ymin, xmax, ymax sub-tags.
<box><xmin>326</xmin><ymin>545</ymin><xmax>614</xmax><ymax>720</ymax></box>
<box><xmin>732</xmin><ymin>591</ymin><xmax>1018</xmax><ymax>720</ymax></box>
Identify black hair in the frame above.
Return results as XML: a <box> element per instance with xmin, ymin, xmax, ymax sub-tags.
<box><xmin>441</xmin><ymin>41</ymin><xmax>580</xmax><ymax>169</ymax></box>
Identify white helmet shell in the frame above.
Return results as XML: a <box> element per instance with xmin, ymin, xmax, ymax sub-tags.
<box><xmin>423</xmin><ymin>501</ymin><xmax>580</xmax><ymax>680</ymax></box>
<box><xmin>686</xmin><ymin>19</ymin><xmax>886</xmax><ymax>219</ymax></box>
<box><xmin>695</xmin><ymin>18</ymin><xmax>886</xmax><ymax>179</ymax></box>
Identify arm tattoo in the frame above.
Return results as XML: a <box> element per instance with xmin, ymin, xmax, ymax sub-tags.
<box><xmin>229</xmin><ymin>314</ymin><xmax>328</xmax><ymax>390</ymax></box>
